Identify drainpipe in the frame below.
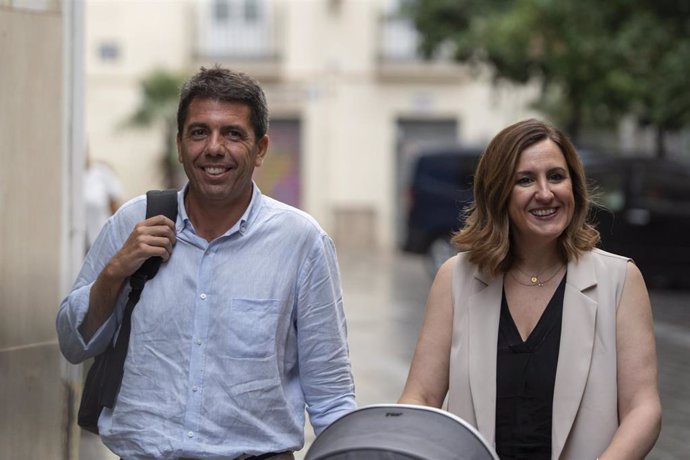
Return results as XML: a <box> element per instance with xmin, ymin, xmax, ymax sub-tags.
<box><xmin>61</xmin><ymin>1</ymin><xmax>86</xmax><ymax>459</ymax></box>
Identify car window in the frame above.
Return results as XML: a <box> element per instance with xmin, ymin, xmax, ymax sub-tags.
<box><xmin>638</xmin><ymin>166</ymin><xmax>690</xmax><ymax>215</ymax></box>
<box><xmin>413</xmin><ymin>153</ymin><xmax>478</xmax><ymax>194</ymax></box>
<box><xmin>456</xmin><ymin>156</ymin><xmax>478</xmax><ymax>190</ymax></box>
<box><xmin>588</xmin><ymin>167</ymin><xmax>626</xmax><ymax>212</ymax></box>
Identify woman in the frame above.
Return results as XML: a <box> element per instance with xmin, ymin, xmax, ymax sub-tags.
<box><xmin>399</xmin><ymin>119</ymin><xmax>661</xmax><ymax>459</ymax></box>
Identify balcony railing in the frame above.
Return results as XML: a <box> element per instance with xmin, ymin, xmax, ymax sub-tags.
<box><xmin>379</xmin><ymin>15</ymin><xmax>423</xmax><ymax>62</ymax></box>
<box><xmin>196</xmin><ymin>0</ymin><xmax>277</xmax><ymax>60</ymax></box>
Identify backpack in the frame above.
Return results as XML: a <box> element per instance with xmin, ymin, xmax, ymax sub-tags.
<box><xmin>77</xmin><ymin>190</ymin><xmax>178</xmax><ymax>434</ymax></box>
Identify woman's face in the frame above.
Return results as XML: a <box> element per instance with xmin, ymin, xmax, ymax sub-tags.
<box><xmin>508</xmin><ymin>139</ymin><xmax>575</xmax><ymax>248</ymax></box>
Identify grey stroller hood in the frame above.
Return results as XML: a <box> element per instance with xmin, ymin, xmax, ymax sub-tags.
<box><xmin>306</xmin><ymin>404</ymin><xmax>499</xmax><ymax>460</ymax></box>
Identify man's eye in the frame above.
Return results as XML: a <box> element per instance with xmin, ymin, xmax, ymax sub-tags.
<box><xmin>190</xmin><ymin>129</ymin><xmax>206</xmax><ymax>138</ymax></box>
<box><xmin>226</xmin><ymin>130</ymin><xmax>242</xmax><ymax>140</ymax></box>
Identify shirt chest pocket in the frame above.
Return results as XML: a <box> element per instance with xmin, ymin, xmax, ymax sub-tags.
<box><xmin>211</xmin><ymin>298</ymin><xmax>282</xmax><ymax>359</ymax></box>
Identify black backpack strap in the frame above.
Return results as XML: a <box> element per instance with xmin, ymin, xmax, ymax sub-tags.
<box><xmin>100</xmin><ymin>189</ymin><xmax>178</xmax><ymax>408</ymax></box>
<box><xmin>136</xmin><ymin>190</ymin><xmax>179</xmax><ymax>280</ymax></box>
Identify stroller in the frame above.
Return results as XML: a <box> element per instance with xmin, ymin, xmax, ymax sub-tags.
<box><xmin>305</xmin><ymin>404</ymin><xmax>499</xmax><ymax>460</ymax></box>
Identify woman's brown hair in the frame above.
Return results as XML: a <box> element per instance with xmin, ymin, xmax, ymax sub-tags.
<box><xmin>451</xmin><ymin>118</ymin><xmax>599</xmax><ymax>276</ymax></box>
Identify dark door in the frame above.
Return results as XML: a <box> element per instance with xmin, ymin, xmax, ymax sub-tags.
<box><xmin>395</xmin><ymin>119</ymin><xmax>458</xmax><ymax>246</ymax></box>
<box><xmin>255</xmin><ymin>118</ymin><xmax>301</xmax><ymax>208</ymax></box>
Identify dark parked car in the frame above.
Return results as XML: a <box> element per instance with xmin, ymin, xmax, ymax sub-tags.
<box><xmin>402</xmin><ymin>147</ymin><xmax>482</xmax><ymax>275</ymax></box>
<box><xmin>403</xmin><ymin>149</ymin><xmax>690</xmax><ymax>287</ymax></box>
<box><xmin>587</xmin><ymin>156</ymin><xmax>690</xmax><ymax>288</ymax></box>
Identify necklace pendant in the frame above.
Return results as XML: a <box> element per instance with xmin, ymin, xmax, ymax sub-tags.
<box><xmin>530</xmin><ymin>276</ymin><xmax>538</xmax><ymax>284</ymax></box>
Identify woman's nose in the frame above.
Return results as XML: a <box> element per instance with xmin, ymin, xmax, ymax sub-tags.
<box><xmin>535</xmin><ymin>180</ymin><xmax>554</xmax><ymax>200</ymax></box>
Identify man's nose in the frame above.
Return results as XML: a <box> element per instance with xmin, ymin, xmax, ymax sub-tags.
<box><xmin>207</xmin><ymin>132</ymin><xmax>225</xmax><ymax>153</ymax></box>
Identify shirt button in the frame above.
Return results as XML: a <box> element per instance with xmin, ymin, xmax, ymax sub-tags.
<box><xmin>196</xmin><ymin>339</ymin><xmax>202</xmax><ymax>345</ymax></box>
<box><xmin>187</xmin><ymin>431</ymin><xmax>193</xmax><ymax>438</ymax></box>
<box><xmin>200</xmin><ymin>293</ymin><xmax>207</xmax><ymax>300</ymax></box>
<box><xmin>192</xmin><ymin>385</ymin><xmax>198</xmax><ymax>392</ymax></box>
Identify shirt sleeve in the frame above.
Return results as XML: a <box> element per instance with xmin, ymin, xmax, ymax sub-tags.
<box><xmin>56</xmin><ymin>217</ymin><xmax>129</xmax><ymax>364</ymax></box>
<box><xmin>296</xmin><ymin>234</ymin><xmax>357</xmax><ymax>435</ymax></box>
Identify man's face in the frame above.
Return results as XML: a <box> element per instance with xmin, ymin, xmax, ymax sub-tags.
<box><xmin>177</xmin><ymin>98</ymin><xmax>268</xmax><ymax>209</ymax></box>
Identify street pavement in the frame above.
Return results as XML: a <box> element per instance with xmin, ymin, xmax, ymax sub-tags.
<box><xmin>81</xmin><ymin>249</ymin><xmax>690</xmax><ymax>460</ymax></box>
<box><xmin>648</xmin><ymin>290</ymin><xmax>690</xmax><ymax>459</ymax></box>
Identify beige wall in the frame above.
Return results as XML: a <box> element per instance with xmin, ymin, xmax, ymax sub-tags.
<box><xmin>85</xmin><ymin>0</ymin><xmax>194</xmax><ymax>198</ymax></box>
<box><xmin>0</xmin><ymin>6</ymin><xmax>75</xmax><ymax>460</ymax></box>
<box><xmin>84</xmin><ymin>0</ymin><xmax>540</xmax><ymax>250</ymax></box>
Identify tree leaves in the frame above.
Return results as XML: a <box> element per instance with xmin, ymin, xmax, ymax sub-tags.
<box><xmin>406</xmin><ymin>0</ymin><xmax>690</xmax><ymax>154</ymax></box>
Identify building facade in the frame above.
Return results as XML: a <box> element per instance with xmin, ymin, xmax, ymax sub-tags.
<box><xmin>1</xmin><ymin>1</ymin><xmax>84</xmax><ymax>458</ymax></box>
<box><xmin>85</xmin><ymin>0</ymin><xmax>540</xmax><ymax>250</ymax></box>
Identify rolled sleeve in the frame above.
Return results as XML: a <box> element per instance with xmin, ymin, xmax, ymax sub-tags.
<box><xmin>56</xmin><ymin>283</ymin><xmax>120</xmax><ymax>363</ymax></box>
<box><xmin>56</xmin><ymin>218</ymin><xmax>129</xmax><ymax>364</ymax></box>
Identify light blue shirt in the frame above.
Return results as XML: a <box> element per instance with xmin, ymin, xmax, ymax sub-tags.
<box><xmin>57</xmin><ymin>184</ymin><xmax>356</xmax><ymax>459</ymax></box>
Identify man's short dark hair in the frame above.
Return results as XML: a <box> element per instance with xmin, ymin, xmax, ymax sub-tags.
<box><xmin>177</xmin><ymin>65</ymin><xmax>269</xmax><ymax>140</ymax></box>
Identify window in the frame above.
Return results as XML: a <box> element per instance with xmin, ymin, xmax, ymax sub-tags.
<box><xmin>199</xmin><ymin>0</ymin><xmax>273</xmax><ymax>58</ymax></box>
<box><xmin>638</xmin><ymin>166</ymin><xmax>690</xmax><ymax>214</ymax></box>
<box><xmin>244</xmin><ymin>0</ymin><xmax>259</xmax><ymax>21</ymax></box>
<box><xmin>214</xmin><ymin>0</ymin><xmax>231</xmax><ymax>22</ymax></box>
<box><xmin>98</xmin><ymin>41</ymin><xmax>120</xmax><ymax>62</ymax></box>
<box><xmin>589</xmin><ymin>168</ymin><xmax>626</xmax><ymax>212</ymax></box>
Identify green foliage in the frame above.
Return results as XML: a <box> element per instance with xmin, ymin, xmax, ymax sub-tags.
<box><xmin>125</xmin><ymin>69</ymin><xmax>185</xmax><ymax>128</ymax></box>
<box><xmin>124</xmin><ymin>69</ymin><xmax>187</xmax><ymax>188</ymax></box>
<box><xmin>406</xmin><ymin>0</ymin><xmax>690</xmax><ymax>154</ymax></box>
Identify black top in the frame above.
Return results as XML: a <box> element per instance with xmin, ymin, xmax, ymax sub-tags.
<box><xmin>495</xmin><ymin>275</ymin><xmax>566</xmax><ymax>460</ymax></box>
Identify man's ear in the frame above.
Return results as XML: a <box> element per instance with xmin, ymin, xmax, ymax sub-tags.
<box><xmin>175</xmin><ymin>133</ymin><xmax>184</xmax><ymax>164</ymax></box>
<box><xmin>254</xmin><ymin>135</ymin><xmax>269</xmax><ymax>167</ymax></box>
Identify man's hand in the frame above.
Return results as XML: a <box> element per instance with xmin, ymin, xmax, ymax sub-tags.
<box><xmin>107</xmin><ymin>215</ymin><xmax>177</xmax><ymax>279</ymax></box>
<box><xmin>79</xmin><ymin>215</ymin><xmax>176</xmax><ymax>342</ymax></box>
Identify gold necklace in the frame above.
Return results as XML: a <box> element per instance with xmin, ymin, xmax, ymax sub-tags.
<box><xmin>511</xmin><ymin>263</ymin><xmax>564</xmax><ymax>287</ymax></box>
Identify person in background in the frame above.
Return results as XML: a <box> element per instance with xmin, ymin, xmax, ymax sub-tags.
<box><xmin>84</xmin><ymin>152</ymin><xmax>123</xmax><ymax>250</ymax></box>
<box><xmin>58</xmin><ymin>65</ymin><xmax>356</xmax><ymax>459</ymax></box>
<box><xmin>399</xmin><ymin>119</ymin><xmax>661</xmax><ymax>459</ymax></box>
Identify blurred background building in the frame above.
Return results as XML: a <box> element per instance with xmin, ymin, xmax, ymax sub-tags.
<box><xmin>84</xmin><ymin>0</ymin><xmax>541</xmax><ymax>250</ymax></box>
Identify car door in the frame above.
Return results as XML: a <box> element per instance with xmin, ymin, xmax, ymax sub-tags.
<box><xmin>589</xmin><ymin>158</ymin><xmax>690</xmax><ymax>287</ymax></box>
<box><xmin>628</xmin><ymin>160</ymin><xmax>690</xmax><ymax>284</ymax></box>
<box><xmin>587</xmin><ymin>159</ymin><xmax>635</xmax><ymax>259</ymax></box>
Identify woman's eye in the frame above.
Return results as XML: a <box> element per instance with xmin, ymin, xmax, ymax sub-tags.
<box><xmin>517</xmin><ymin>176</ymin><xmax>533</xmax><ymax>186</ymax></box>
<box><xmin>549</xmin><ymin>172</ymin><xmax>566</xmax><ymax>182</ymax></box>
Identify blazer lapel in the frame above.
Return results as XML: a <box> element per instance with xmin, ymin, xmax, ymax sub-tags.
<box><xmin>468</xmin><ymin>270</ymin><xmax>503</xmax><ymax>445</ymax></box>
<box><xmin>552</xmin><ymin>254</ymin><xmax>598</xmax><ymax>459</ymax></box>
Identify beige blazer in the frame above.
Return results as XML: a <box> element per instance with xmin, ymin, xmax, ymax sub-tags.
<box><xmin>446</xmin><ymin>248</ymin><xmax>629</xmax><ymax>459</ymax></box>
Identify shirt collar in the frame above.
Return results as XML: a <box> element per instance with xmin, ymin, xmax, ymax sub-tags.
<box><xmin>238</xmin><ymin>182</ymin><xmax>263</xmax><ymax>235</ymax></box>
<box><xmin>177</xmin><ymin>181</ymin><xmax>263</xmax><ymax>237</ymax></box>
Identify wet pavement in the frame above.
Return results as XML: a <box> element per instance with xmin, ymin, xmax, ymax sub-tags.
<box><xmin>81</xmin><ymin>249</ymin><xmax>690</xmax><ymax>459</ymax></box>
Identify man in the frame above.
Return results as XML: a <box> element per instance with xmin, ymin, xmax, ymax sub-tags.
<box><xmin>84</xmin><ymin>151</ymin><xmax>123</xmax><ymax>250</ymax></box>
<box><xmin>57</xmin><ymin>66</ymin><xmax>356</xmax><ymax>459</ymax></box>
